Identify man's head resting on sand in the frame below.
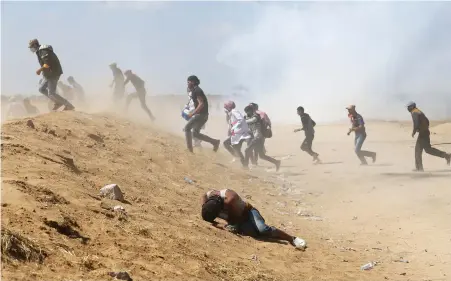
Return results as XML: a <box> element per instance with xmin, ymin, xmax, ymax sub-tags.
<box><xmin>202</xmin><ymin>195</ymin><xmax>224</xmax><ymax>223</ymax></box>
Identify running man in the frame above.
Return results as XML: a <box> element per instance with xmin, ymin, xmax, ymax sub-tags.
<box><xmin>346</xmin><ymin>105</ymin><xmax>376</xmax><ymax>165</ymax></box>
<box><xmin>407</xmin><ymin>101</ymin><xmax>450</xmax><ymax>171</ymax></box>
<box><xmin>109</xmin><ymin>63</ymin><xmax>125</xmax><ymax>103</ymax></box>
<box><xmin>294</xmin><ymin>106</ymin><xmax>320</xmax><ymax>163</ymax></box>
<box><xmin>245</xmin><ymin>105</ymin><xmax>281</xmax><ymax>171</ymax></box>
<box><xmin>29</xmin><ymin>39</ymin><xmax>74</xmax><ymax>111</ymax></box>
<box><xmin>182</xmin><ymin>89</ymin><xmax>204</xmax><ymax>147</ymax></box>
<box><xmin>201</xmin><ymin>189</ymin><xmax>307</xmax><ymax>250</ymax></box>
<box><xmin>223</xmin><ymin>101</ymin><xmax>252</xmax><ymax>167</ymax></box>
<box><xmin>184</xmin><ymin>75</ymin><xmax>220</xmax><ymax>153</ymax></box>
<box><xmin>124</xmin><ymin>70</ymin><xmax>155</xmax><ymax>121</ymax></box>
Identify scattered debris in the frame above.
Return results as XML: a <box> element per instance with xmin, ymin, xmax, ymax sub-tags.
<box><xmin>184</xmin><ymin>177</ymin><xmax>194</xmax><ymax>184</ymax></box>
<box><xmin>87</xmin><ymin>133</ymin><xmax>104</xmax><ymax>143</ymax></box>
<box><xmin>100</xmin><ymin>184</ymin><xmax>124</xmax><ymax>202</ymax></box>
<box><xmin>372</xmin><ymin>247</ymin><xmax>383</xmax><ymax>251</ymax></box>
<box><xmin>400</xmin><ymin>272</ymin><xmax>406</xmax><ymax>276</ymax></box>
<box><xmin>250</xmin><ymin>254</ymin><xmax>258</xmax><ymax>262</ymax></box>
<box><xmin>395</xmin><ymin>258</ymin><xmax>409</xmax><ymax>263</ymax></box>
<box><xmin>26</xmin><ymin>120</ymin><xmax>35</xmax><ymax>129</ymax></box>
<box><xmin>108</xmin><ymin>271</ymin><xmax>133</xmax><ymax>281</ymax></box>
<box><xmin>361</xmin><ymin>261</ymin><xmax>377</xmax><ymax>271</ymax></box>
<box><xmin>1</xmin><ymin>227</ymin><xmax>47</xmax><ymax>263</ymax></box>
<box><xmin>352</xmin><ymin>216</ymin><xmax>358</xmax><ymax>220</ymax></box>
<box><xmin>341</xmin><ymin>247</ymin><xmax>357</xmax><ymax>252</ymax></box>
<box><xmin>244</xmin><ymin>195</ymin><xmax>252</xmax><ymax>200</ymax></box>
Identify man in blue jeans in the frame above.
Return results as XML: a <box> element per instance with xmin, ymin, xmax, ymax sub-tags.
<box><xmin>201</xmin><ymin>189</ymin><xmax>307</xmax><ymax>250</ymax></box>
<box><xmin>346</xmin><ymin>105</ymin><xmax>376</xmax><ymax>165</ymax></box>
<box><xmin>29</xmin><ymin>39</ymin><xmax>74</xmax><ymax>111</ymax></box>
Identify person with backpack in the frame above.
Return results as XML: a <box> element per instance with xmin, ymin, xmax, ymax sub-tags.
<box><xmin>249</xmin><ymin>103</ymin><xmax>272</xmax><ymax>165</ymax></box>
<box><xmin>407</xmin><ymin>101</ymin><xmax>450</xmax><ymax>171</ymax></box>
<box><xmin>244</xmin><ymin>105</ymin><xmax>281</xmax><ymax>171</ymax></box>
<box><xmin>294</xmin><ymin>106</ymin><xmax>320</xmax><ymax>163</ymax></box>
<box><xmin>29</xmin><ymin>38</ymin><xmax>75</xmax><ymax>111</ymax></box>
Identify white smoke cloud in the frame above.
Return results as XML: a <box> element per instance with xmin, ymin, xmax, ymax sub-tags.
<box><xmin>217</xmin><ymin>2</ymin><xmax>451</xmax><ymax>123</ymax></box>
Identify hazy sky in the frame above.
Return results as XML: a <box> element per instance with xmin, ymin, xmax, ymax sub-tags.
<box><xmin>2</xmin><ymin>1</ymin><xmax>451</xmax><ymax>121</ymax></box>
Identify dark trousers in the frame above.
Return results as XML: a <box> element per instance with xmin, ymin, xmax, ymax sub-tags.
<box><xmin>252</xmin><ymin>138</ymin><xmax>266</xmax><ymax>164</ymax></box>
<box><xmin>185</xmin><ymin>114</ymin><xmax>218</xmax><ymax>152</ymax></box>
<box><xmin>415</xmin><ymin>131</ymin><xmax>447</xmax><ymax>170</ymax></box>
<box><xmin>125</xmin><ymin>88</ymin><xmax>154</xmax><ymax>121</ymax></box>
<box><xmin>224</xmin><ymin>138</ymin><xmax>249</xmax><ymax>167</ymax></box>
<box><xmin>301</xmin><ymin>134</ymin><xmax>319</xmax><ymax>157</ymax></box>
<box><xmin>354</xmin><ymin>133</ymin><xmax>376</xmax><ymax>164</ymax></box>
<box><xmin>246</xmin><ymin>138</ymin><xmax>278</xmax><ymax>166</ymax></box>
<box><xmin>39</xmin><ymin>75</ymin><xmax>73</xmax><ymax>107</ymax></box>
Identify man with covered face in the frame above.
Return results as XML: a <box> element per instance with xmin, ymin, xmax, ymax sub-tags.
<box><xmin>28</xmin><ymin>39</ymin><xmax>74</xmax><ymax>111</ymax></box>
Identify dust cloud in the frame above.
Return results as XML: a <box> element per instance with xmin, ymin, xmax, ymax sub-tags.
<box><xmin>216</xmin><ymin>2</ymin><xmax>451</xmax><ymax>123</ymax></box>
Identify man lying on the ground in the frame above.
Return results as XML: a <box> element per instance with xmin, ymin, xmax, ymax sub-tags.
<box><xmin>201</xmin><ymin>188</ymin><xmax>307</xmax><ymax>250</ymax></box>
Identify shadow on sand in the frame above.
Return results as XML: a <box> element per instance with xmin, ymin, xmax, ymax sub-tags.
<box><xmin>381</xmin><ymin>171</ymin><xmax>451</xmax><ymax>179</ymax></box>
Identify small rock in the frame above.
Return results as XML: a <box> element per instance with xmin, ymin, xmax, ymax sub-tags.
<box><xmin>26</xmin><ymin>120</ymin><xmax>35</xmax><ymax>129</ymax></box>
<box><xmin>352</xmin><ymin>216</ymin><xmax>358</xmax><ymax>220</ymax></box>
<box><xmin>113</xmin><ymin>205</ymin><xmax>125</xmax><ymax>212</ymax></box>
<box><xmin>250</xmin><ymin>254</ymin><xmax>258</xmax><ymax>261</ymax></box>
<box><xmin>400</xmin><ymin>273</ymin><xmax>406</xmax><ymax>276</ymax></box>
<box><xmin>100</xmin><ymin>184</ymin><xmax>124</xmax><ymax>202</ymax></box>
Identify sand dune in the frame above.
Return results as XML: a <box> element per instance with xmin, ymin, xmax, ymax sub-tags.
<box><xmin>1</xmin><ymin>109</ymin><xmax>450</xmax><ymax>281</ymax></box>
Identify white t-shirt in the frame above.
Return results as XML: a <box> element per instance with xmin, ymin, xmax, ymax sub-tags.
<box><xmin>228</xmin><ymin>109</ymin><xmax>252</xmax><ymax>145</ymax></box>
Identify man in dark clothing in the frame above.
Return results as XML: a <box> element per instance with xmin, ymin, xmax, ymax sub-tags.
<box><xmin>244</xmin><ymin>105</ymin><xmax>281</xmax><ymax>171</ymax></box>
<box><xmin>294</xmin><ymin>106</ymin><xmax>320</xmax><ymax>163</ymax></box>
<box><xmin>184</xmin><ymin>75</ymin><xmax>220</xmax><ymax>153</ymax></box>
<box><xmin>67</xmin><ymin>76</ymin><xmax>86</xmax><ymax>103</ymax></box>
<box><xmin>29</xmin><ymin>39</ymin><xmax>74</xmax><ymax>111</ymax></box>
<box><xmin>123</xmin><ymin>70</ymin><xmax>155</xmax><ymax>122</ymax></box>
<box><xmin>407</xmin><ymin>101</ymin><xmax>450</xmax><ymax>171</ymax></box>
<box><xmin>346</xmin><ymin>105</ymin><xmax>376</xmax><ymax>165</ymax></box>
<box><xmin>109</xmin><ymin>63</ymin><xmax>125</xmax><ymax>102</ymax></box>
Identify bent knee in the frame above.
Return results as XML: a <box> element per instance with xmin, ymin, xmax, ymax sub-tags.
<box><xmin>256</xmin><ymin>225</ymin><xmax>276</xmax><ymax>237</ymax></box>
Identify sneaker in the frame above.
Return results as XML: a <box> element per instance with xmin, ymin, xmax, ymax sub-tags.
<box><xmin>213</xmin><ymin>140</ymin><xmax>220</xmax><ymax>152</ymax></box>
<box><xmin>63</xmin><ymin>104</ymin><xmax>75</xmax><ymax>111</ymax></box>
<box><xmin>275</xmin><ymin>160</ymin><xmax>281</xmax><ymax>172</ymax></box>
<box><xmin>372</xmin><ymin>153</ymin><xmax>377</xmax><ymax>163</ymax></box>
<box><xmin>292</xmin><ymin>237</ymin><xmax>307</xmax><ymax>250</ymax></box>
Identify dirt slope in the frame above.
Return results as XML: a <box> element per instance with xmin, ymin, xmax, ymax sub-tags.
<box><xmin>1</xmin><ymin>111</ymin><xmax>383</xmax><ymax>281</ymax></box>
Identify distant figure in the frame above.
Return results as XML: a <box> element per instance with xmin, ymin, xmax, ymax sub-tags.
<box><xmin>28</xmin><ymin>38</ymin><xmax>74</xmax><ymax>111</ymax></box>
<box><xmin>294</xmin><ymin>106</ymin><xmax>320</xmax><ymax>163</ymax></box>
<box><xmin>109</xmin><ymin>63</ymin><xmax>125</xmax><ymax>103</ymax></box>
<box><xmin>201</xmin><ymin>189</ymin><xmax>307</xmax><ymax>250</ymax></box>
<box><xmin>124</xmin><ymin>70</ymin><xmax>155</xmax><ymax>121</ymax></box>
<box><xmin>223</xmin><ymin>101</ymin><xmax>252</xmax><ymax>167</ymax></box>
<box><xmin>184</xmin><ymin>75</ymin><xmax>220</xmax><ymax>153</ymax></box>
<box><xmin>346</xmin><ymin>105</ymin><xmax>376</xmax><ymax>165</ymax></box>
<box><xmin>57</xmin><ymin>81</ymin><xmax>75</xmax><ymax>101</ymax></box>
<box><xmin>6</xmin><ymin>96</ymin><xmax>27</xmax><ymax>119</ymax></box>
<box><xmin>407</xmin><ymin>101</ymin><xmax>450</xmax><ymax>171</ymax></box>
<box><xmin>23</xmin><ymin>98</ymin><xmax>40</xmax><ymax>116</ymax></box>
<box><xmin>244</xmin><ymin>105</ymin><xmax>281</xmax><ymax>171</ymax></box>
<box><xmin>67</xmin><ymin>76</ymin><xmax>86</xmax><ymax>103</ymax></box>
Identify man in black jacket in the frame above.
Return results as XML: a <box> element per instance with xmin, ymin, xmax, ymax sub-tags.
<box><xmin>294</xmin><ymin>106</ymin><xmax>320</xmax><ymax>163</ymax></box>
<box><xmin>29</xmin><ymin>39</ymin><xmax>74</xmax><ymax>111</ymax></box>
<box><xmin>124</xmin><ymin>70</ymin><xmax>155</xmax><ymax>121</ymax></box>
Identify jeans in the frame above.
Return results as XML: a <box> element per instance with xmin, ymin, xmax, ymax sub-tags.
<box><xmin>354</xmin><ymin>133</ymin><xmax>375</xmax><ymax>164</ymax></box>
<box><xmin>245</xmin><ymin>138</ymin><xmax>278</xmax><ymax>166</ymax></box>
<box><xmin>238</xmin><ymin>208</ymin><xmax>276</xmax><ymax>238</ymax></box>
<box><xmin>39</xmin><ymin>76</ymin><xmax>73</xmax><ymax>107</ymax></box>
<box><xmin>184</xmin><ymin>114</ymin><xmax>218</xmax><ymax>152</ymax></box>
<box><xmin>415</xmin><ymin>131</ymin><xmax>447</xmax><ymax>170</ymax></box>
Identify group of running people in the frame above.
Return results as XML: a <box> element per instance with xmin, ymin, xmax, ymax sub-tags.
<box><xmin>26</xmin><ymin>38</ymin><xmax>450</xmax><ymax>251</ymax></box>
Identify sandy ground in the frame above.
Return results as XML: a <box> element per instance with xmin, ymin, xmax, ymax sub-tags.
<box><xmin>1</xmin><ymin>98</ymin><xmax>450</xmax><ymax>281</ymax></box>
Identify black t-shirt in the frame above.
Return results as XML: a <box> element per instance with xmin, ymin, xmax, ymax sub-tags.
<box><xmin>37</xmin><ymin>46</ymin><xmax>63</xmax><ymax>78</ymax></box>
<box><xmin>191</xmin><ymin>86</ymin><xmax>208</xmax><ymax>115</ymax></box>
<box><xmin>125</xmin><ymin>74</ymin><xmax>145</xmax><ymax>90</ymax></box>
